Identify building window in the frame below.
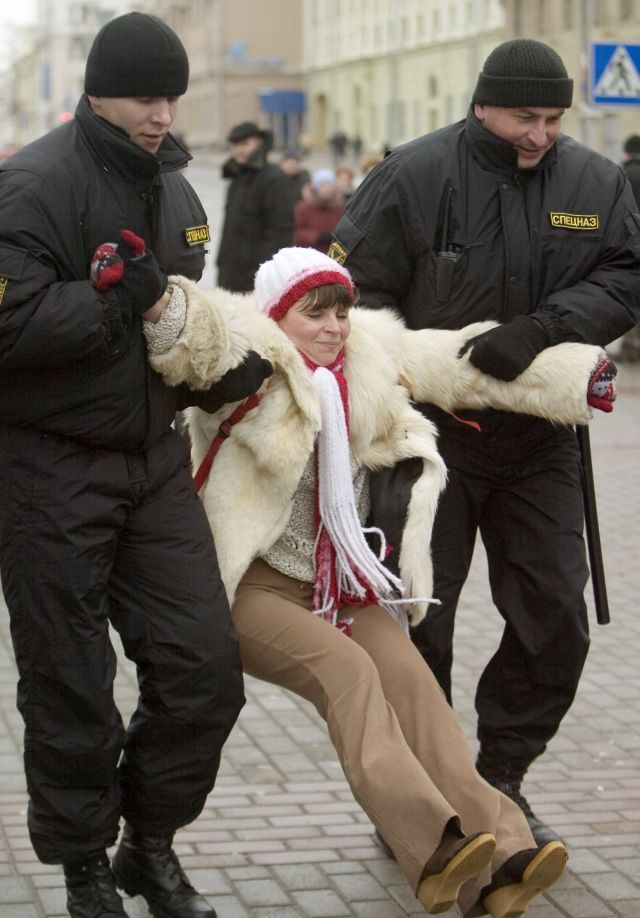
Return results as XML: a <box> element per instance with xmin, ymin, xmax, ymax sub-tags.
<box><xmin>621</xmin><ymin>0</ymin><xmax>633</xmax><ymax>21</ymax></box>
<box><xmin>444</xmin><ymin>94</ymin><xmax>455</xmax><ymax>124</ymax></box>
<box><xmin>513</xmin><ymin>0</ymin><xmax>523</xmax><ymax>36</ymax></box>
<box><xmin>537</xmin><ymin>0</ymin><xmax>547</xmax><ymax>34</ymax></box>
<box><xmin>592</xmin><ymin>0</ymin><xmax>603</xmax><ymax>25</ymax></box>
<box><xmin>413</xmin><ymin>98</ymin><xmax>421</xmax><ymax>137</ymax></box>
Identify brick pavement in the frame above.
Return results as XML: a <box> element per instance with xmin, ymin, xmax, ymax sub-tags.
<box><xmin>1</xmin><ymin>363</ymin><xmax>639</xmax><ymax>916</ymax></box>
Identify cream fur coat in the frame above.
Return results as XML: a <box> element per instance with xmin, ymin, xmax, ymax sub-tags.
<box><xmin>150</xmin><ymin>276</ymin><xmax>605</xmax><ymax>626</ymax></box>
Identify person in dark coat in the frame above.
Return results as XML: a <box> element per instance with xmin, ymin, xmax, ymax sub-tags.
<box><xmin>279</xmin><ymin>147</ymin><xmax>311</xmax><ymax>210</ymax></box>
<box><xmin>333</xmin><ymin>39</ymin><xmax>640</xmax><ymax>848</ymax></box>
<box><xmin>329</xmin><ymin>130</ymin><xmax>348</xmax><ymax>165</ymax></box>
<box><xmin>294</xmin><ymin>168</ymin><xmax>345</xmax><ymax>253</ymax></box>
<box><xmin>0</xmin><ymin>13</ymin><xmax>271</xmax><ymax>918</ymax></box>
<box><xmin>621</xmin><ymin>134</ymin><xmax>640</xmax><ymax>204</ymax></box>
<box><xmin>216</xmin><ymin>121</ymin><xmax>294</xmax><ymax>292</ymax></box>
<box><xmin>619</xmin><ymin>135</ymin><xmax>640</xmax><ymax>361</ymax></box>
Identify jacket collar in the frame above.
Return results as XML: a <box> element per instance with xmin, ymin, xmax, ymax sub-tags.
<box><xmin>465</xmin><ymin>107</ymin><xmax>558</xmax><ymax>177</ymax></box>
<box><xmin>75</xmin><ymin>95</ymin><xmax>191</xmax><ymax>181</ymax></box>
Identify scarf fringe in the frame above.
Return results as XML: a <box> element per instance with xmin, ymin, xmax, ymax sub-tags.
<box><xmin>312</xmin><ymin>365</ymin><xmax>432</xmax><ymax>635</ymax></box>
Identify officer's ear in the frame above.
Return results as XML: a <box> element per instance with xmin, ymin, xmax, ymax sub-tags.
<box><xmin>474</xmin><ymin>103</ymin><xmax>487</xmax><ymax>123</ymax></box>
<box><xmin>87</xmin><ymin>96</ymin><xmax>104</xmax><ymax>115</ymax></box>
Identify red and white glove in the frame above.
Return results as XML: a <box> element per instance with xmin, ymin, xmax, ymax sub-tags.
<box><xmin>587</xmin><ymin>356</ymin><xmax>617</xmax><ymax>413</ymax></box>
<box><xmin>90</xmin><ymin>229</ymin><xmax>166</xmax><ymax>317</ymax></box>
<box><xmin>90</xmin><ymin>229</ymin><xmax>145</xmax><ymax>291</ymax></box>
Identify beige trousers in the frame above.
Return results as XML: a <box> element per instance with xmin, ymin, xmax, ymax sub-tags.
<box><xmin>232</xmin><ymin>559</ymin><xmax>536</xmax><ymax>913</ymax></box>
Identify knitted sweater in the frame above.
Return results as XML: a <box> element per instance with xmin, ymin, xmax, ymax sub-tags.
<box><xmin>262</xmin><ymin>453</ymin><xmax>369</xmax><ymax>583</ymax></box>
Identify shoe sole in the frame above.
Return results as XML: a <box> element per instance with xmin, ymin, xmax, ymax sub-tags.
<box><xmin>116</xmin><ymin>876</ymin><xmax>217</xmax><ymax>918</ymax></box>
<box><xmin>418</xmin><ymin>833</ymin><xmax>496</xmax><ymax>914</ymax></box>
<box><xmin>483</xmin><ymin>841</ymin><xmax>568</xmax><ymax>918</ymax></box>
<box><xmin>117</xmin><ymin>889</ymin><xmax>215</xmax><ymax>918</ymax></box>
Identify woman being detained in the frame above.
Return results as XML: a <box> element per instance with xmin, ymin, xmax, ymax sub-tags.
<box><xmin>144</xmin><ymin>246</ymin><xmax>615</xmax><ymax>917</ymax></box>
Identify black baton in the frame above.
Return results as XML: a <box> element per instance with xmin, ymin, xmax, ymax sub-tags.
<box><xmin>576</xmin><ymin>424</ymin><xmax>610</xmax><ymax>625</ymax></box>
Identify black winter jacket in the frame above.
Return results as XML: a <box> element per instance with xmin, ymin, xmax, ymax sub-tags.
<box><xmin>0</xmin><ymin>96</ymin><xmax>209</xmax><ymax>451</ymax></box>
<box><xmin>216</xmin><ymin>148</ymin><xmax>293</xmax><ymax>292</ymax></box>
<box><xmin>334</xmin><ymin>110</ymin><xmax>640</xmax><ymax>349</ymax></box>
<box><xmin>623</xmin><ymin>155</ymin><xmax>640</xmax><ymax>208</ymax></box>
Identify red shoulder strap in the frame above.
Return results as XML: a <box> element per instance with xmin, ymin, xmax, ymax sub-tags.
<box><xmin>193</xmin><ymin>393</ymin><xmax>261</xmax><ymax>493</ymax></box>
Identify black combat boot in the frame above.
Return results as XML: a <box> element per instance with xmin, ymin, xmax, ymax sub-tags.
<box><xmin>111</xmin><ymin>824</ymin><xmax>216</xmax><ymax>918</ymax></box>
<box><xmin>476</xmin><ymin>750</ymin><xmax>562</xmax><ymax>847</ymax></box>
<box><xmin>63</xmin><ymin>855</ymin><xmax>128</xmax><ymax>918</ymax></box>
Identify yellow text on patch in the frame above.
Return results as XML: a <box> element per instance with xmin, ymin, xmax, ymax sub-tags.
<box><xmin>184</xmin><ymin>224</ymin><xmax>211</xmax><ymax>246</ymax></box>
<box><xmin>549</xmin><ymin>212</ymin><xmax>599</xmax><ymax>230</ymax></box>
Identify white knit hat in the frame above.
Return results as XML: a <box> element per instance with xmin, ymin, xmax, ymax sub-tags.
<box><xmin>255</xmin><ymin>247</ymin><xmax>355</xmax><ymax>321</ymax></box>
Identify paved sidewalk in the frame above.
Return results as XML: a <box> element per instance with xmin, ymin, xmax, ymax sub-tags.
<box><xmin>1</xmin><ymin>364</ymin><xmax>639</xmax><ymax>917</ymax></box>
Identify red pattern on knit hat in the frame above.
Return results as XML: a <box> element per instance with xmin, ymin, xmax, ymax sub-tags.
<box><xmin>269</xmin><ymin>269</ymin><xmax>354</xmax><ymax>321</ymax></box>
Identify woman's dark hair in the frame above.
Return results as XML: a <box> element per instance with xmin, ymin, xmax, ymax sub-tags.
<box><xmin>297</xmin><ymin>282</ymin><xmax>358</xmax><ymax>313</ymax></box>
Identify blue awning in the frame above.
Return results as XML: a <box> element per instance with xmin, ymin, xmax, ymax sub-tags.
<box><xmin>258</xmin><ymin>90</ymin><xmax>306</xmax><ymax>114</ymax></box>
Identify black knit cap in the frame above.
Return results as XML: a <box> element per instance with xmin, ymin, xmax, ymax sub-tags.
<box><xmin>624</xmin><ymin>135</ymin><xmax>640</xmax><ymax>155</ymax></box>
<box><xmin>84</xmin><ymin>12</ymin><xmax>189</xmax><ymax>98</ymax></box>
<box><xmin>227</xmin><ymin>122</ymin><xmax>270</xmax><ymax>143</ymax></box>
<box><xmin>473</xmin><ymin>39</ymin><xmax>573</xmax><ymax>109</ymax></box>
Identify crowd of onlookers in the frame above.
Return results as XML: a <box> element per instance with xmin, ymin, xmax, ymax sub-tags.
<box><xmin>215</xmin><ymin>121</ymin><xmax>385</xmax><ymax>292</ymax></box>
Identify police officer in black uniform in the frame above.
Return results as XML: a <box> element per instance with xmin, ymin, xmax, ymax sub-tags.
<box><xmin>333</xmin><ymin>39</ymin><xmax>640</xmax><ymax>847</ymax></box>
<box><xmin>0</xmin><ymin>13</ymin><xmax>271</xmax><ymax>918</ymax></box>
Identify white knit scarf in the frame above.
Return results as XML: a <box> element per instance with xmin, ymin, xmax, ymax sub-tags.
<box><xmin>311</xmin><ymin>363</ymin><xmax>415</xmax><ymax>633</ymax></box>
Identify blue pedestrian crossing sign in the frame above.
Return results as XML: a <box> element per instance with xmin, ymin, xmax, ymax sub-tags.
<box><xmin>591</xmin><ymin>43</ymin><xmax>640</xmax><ymax>105</ymax></box>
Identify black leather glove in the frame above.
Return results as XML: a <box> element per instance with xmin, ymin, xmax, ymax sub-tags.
<box><xmin>460</xmin><ymin>315</ymin><xmax>550</xmax><ymax>381</ymax></box>
<box><xmin>185</xmin><ymin>351</ymin><xmax>274</xmax><ymax>413</ymax></box>
<box><xmin>113</xmin><ymin>229</ymin><xmax>167</xmax><ymax>318</ymax></box>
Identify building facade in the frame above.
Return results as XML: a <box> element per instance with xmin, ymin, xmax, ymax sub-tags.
<box><xmin>506</xmin><ymin>0</ymin><xmax>640</xmax><ymax>162</ymax></box>
<box><xmin>7</xmin><ymin>0</ymin><xmax>130</xmax><ymax>147</ymax></box>
<box><xmin>3</xmin><ymin>0</ymin><xmax>640</xmax><ymax>163</ymax></box>
<box><xmin>145</xmin><ymin>0</ymin><xmax>305</xmax><ymax>151</ymax></box>
<box><xmin>303</xmin><ymin>0</ymin><xmax>506</xmax><ymax>156</ymax></box>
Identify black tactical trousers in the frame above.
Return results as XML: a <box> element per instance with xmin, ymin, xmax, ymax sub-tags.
<box><xmin>411</xmin><ymin>413</ymin><xmax>590</xmax><ymax>762</ymax></box>
<box><xmin>0</xmin><ymin>426</ymin><xmax>244</xmax><ymax>864</ymax></box>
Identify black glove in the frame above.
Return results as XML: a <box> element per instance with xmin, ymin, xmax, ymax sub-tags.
<box><xmin>186</xmin><ymin>351</ymin><xmax>274</xmax><ymax>413</ymax></box>
<box><xmin>460</xmin><ymin>315</ymin><xmax>550</xmax><ymax>381</ymax></box>
<box><xmin>113</xmin><ymin>229</ymin><xmax>167</xmax><ymax>318</ymax></box>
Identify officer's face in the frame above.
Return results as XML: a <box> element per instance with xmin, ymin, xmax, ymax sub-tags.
<box><xmin>474</xmin><ymin>104</ymin><xmax>564</xmax><ymax>169</ymax></box>
<box><xmin>88</xmin><ymin>96</ymin><xmax>180</xmax><ymax>154</ymax></box>
<box><xmin>278</xmin><ymin>298</ymin><xmax>351</xmax><ymax>367</ymax></box>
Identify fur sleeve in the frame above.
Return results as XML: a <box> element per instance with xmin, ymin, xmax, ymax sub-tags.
<box><xmin>399</xmin><ymin>323</ymin><xmax>603</xmax><ymax>426</ymax></box>
<box><xmin>147</xmin><ymin>275</ymin><xmax>252</xmax><ymax>389</ymax></box>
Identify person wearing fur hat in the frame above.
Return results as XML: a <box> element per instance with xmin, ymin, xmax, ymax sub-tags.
<box><xmin>333</xmin><ymin>38</ymin><xmax>640</xmax><ymax>846</ymax></box>
<box><xmin>216</xmin><ymin>121</ymin><xmax>294</xmax><ymax>292</ymax></box>
<box><xmin>139</xmin><ymin>245</ymin><xmax>616</xmax><ymax>916</ymax></box>
<box><xmin>0</xmin><ymin>12</ymin><xmax>274</xmax><ymax>918</ymax></box>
